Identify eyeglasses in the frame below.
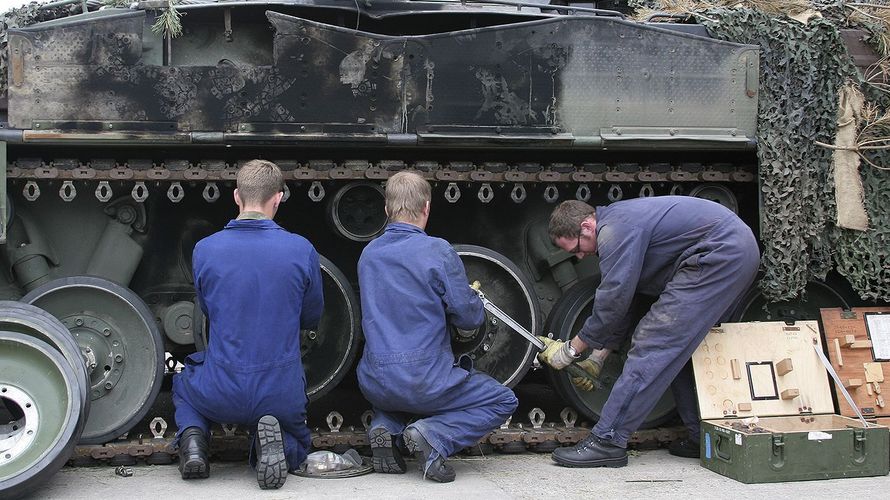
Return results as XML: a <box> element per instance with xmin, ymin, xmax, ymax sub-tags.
<box><xmin>569</xmin><ymin>233</ymin><xmax>582</xmax><ymax>254</ymax></box>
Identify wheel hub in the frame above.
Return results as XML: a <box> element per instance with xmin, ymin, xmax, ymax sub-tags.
<box><xmin>451</xmin><ymin>315</ymin><xmax>499</xmax><ymax>357</ymax></box>
<box><xmin>0</xmin><ymin>385</ymin><xmax>39</xmax><ymax>466</ymax></box>
<box><xmin>62</xmin><ymin>314</ymin><xmax>126</xmax><ymax>400</ymax></box>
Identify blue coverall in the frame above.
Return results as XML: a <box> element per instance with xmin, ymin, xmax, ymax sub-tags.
<box><xmin>580</xmin><ymin>196</ymin><xmax>759</xmax><ymax>447</ymax></box>
<box><xmin>357</xmin><ymin>223</ymin><xmax>518</xmax><ymax>465</ymax></box>
<box><xmin>172</xmin><ymin>218</ymin><xmax>324</xmax><ymax>469</ymax></box>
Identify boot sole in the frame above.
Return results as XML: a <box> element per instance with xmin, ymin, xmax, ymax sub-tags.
<box><xmin>180</xmin><ymin>457</ymin><xmax>209</xmax><ymax>479</ymax></box>
<box><xmin>403</xmin><ymin>427</ymin><xmax>456</xmax><ymax>483</ymax></box>
<box><xmin>256</xmin><ymin>415</ymin><xmax>288</xmax><ymax>490</ymax></box>
<box><xmin>552</xmin><ymin>455</ymin><xmax>628</xmax><ymax>468</ymax></box>
<box><xmin>369</xmin><ymin>427</ymin><xmax>407</xmax><ymax>474</ymax></box>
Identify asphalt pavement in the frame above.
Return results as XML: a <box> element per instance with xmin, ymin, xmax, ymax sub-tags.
<box><xmin>25</xmin><ymin>449</ymin><xmax>889</xmax><ymax>499</ymax></box>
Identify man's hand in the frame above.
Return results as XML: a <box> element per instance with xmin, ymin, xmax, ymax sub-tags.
<box><xmin>570</xmin><ymin>358</ymin><xmax>603</xmax><ymax>392</ymax></box>
<box><xmin>536</xmin><ymin>336</ymin><xmax>575</xmax><ymax>370</ymax></box>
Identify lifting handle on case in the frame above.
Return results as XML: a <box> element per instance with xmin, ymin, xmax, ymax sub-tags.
<box><xmin>713</xmin><ymin>434</ymin><xmax>732</xmax><ymax>463</ymax></box>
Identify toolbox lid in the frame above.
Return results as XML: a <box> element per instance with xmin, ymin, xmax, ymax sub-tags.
<box><xmin>692</xmin><ymin>321</ymin><xmax>834</xmax><ymax>420</ymax></box>
<box><xmin>821</xmin><ymin>307</ymin><xmax>890</xmax><ymax>419</ymax></box>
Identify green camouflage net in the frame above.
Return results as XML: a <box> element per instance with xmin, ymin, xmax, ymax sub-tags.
<box><xmin>697</xmin><ymin>8</ymin><xmax>857</xmax><ymax>301</ymax></box>
<box><xmin>833</xmin><ymin>142</ymin><xmax>890</xmax><ymax>301</ymax></box>
<box><xmin>0</xmin><ymin>2</ymin><xmax>71</xmax><ymax>100</ymax></box>
<box><xmin>697</xmin><ymin>7</ymin><xmax>890</xmax><ymax>302</ymax></box>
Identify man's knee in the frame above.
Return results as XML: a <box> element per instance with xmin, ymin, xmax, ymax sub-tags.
<box><xmin>495</xmin><ymin>386</ymin><xmax>519</xmax><ymax>418</ymax></box>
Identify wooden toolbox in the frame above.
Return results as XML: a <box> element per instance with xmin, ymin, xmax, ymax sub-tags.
<box><xmin>821</xmin><ymin>307</ymin><xmax>890</xmax><ymax>418</ymax></box>
<box><xmin>693</xmin><ymin>321</ymin><xmax>889</xmax><ymax>483</ymax></box>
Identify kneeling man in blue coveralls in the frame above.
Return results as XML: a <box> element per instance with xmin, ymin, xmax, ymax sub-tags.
<box><xmin>172</xmin><ymin>160</ymin><xmax>324</xmax><ymax>489</ymax></box>
<box><xmin>357</xmin><ymin>171</ymin><xmax>518</xmax><ymax>483</ymax></box>
<box><xmin>540</xmin><ymin>197</ymin><xmax>759</xmax><ymax>467</ymax></box>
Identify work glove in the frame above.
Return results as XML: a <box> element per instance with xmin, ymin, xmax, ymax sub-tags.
<box><xmin>536</xmin><ymin>336</ymin><xmax>576</xmax><ymax>370</ymax></box>
<box><xmin>569</xmin><ymin>351</ymin><xmax>605</xmax><ymax>392</ymax></box>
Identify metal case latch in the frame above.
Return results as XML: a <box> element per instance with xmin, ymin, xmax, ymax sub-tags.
<box><xmin>769</xmin><ymin>434</ymin><xmax>786</xmax><ymax>469</ymax></box>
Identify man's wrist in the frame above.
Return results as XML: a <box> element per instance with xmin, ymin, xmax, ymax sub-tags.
<box><xmin>569</xmin><ymin>336</ymin><xmax>588</xmax><ymax>356</ymax></box>
<box><xmin>566</xmin><ymin>342</ymin><xmax>581</xmax><ymax>359</ymax></box>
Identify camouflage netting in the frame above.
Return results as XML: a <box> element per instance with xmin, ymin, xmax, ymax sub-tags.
<box><xmin>697</xmin><ymin>7</ymin><xmax>857</xmax><ymax>301</ymax></box>
<box><xmin>692</xmin><ymin>5</ymin><xmax>890</xmax><ymax>302</ymax></box>
<box><xmin>0</xmin><ymin>1</ymin><xmax>73</xmax><ymax>100</ymax></box>
<box><xmin>833</xmin><ymin>100</ymin><xmax>890</xmax><ymax>302</ymax></box>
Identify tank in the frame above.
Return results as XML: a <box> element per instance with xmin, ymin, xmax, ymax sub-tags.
<box><xmin>0</xmin><ymin>0</ymin><xmax>867</xmax><ymax>496</ymax></box>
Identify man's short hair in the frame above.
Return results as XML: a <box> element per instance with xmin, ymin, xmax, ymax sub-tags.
<box><xmin>549</xmin><ymin>200</ymin><xmax>596</xmax><ymax>241</ymax></box>
<box><xmin>385</xmin><ymin>171</ymin><xmax>431</xmax><ymax>222</ymax></box>
<box><xmin>236</xmin><ymin>160</ymin><xmax>284</xmax><ymax>206</ymax></box>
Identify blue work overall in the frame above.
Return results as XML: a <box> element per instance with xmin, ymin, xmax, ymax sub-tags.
<box><xmin>357</xmin><ymin>223</ymin><xmax>518</xmax><ymax>466</ymax></box>
<box><xmin>579</xmin><ymin>196</ymin><xmax>760</xmax><ymax>447</ymax></box>
<box><xmin>172</xmin><ymin>219</ymin><xmax>324</xmax><ymax>469</ymax></box>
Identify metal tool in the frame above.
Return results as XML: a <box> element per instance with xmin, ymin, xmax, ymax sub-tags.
<box><xmin>474</xmin><ymin>286</ymin><xmax>546</xmax><ymax>351</ymax></box>
<box><xmin>471</xmin><ymin>282</ymin><xmax>601</xmax><ymax>389</ymax></box>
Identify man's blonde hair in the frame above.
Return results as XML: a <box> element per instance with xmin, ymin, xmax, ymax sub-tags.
<box><xmin>236</xmin><ymin>160</ymin><xmax>284</xmax><ymax>206</ymax></box>
<box><xmin>549</xmin><ymin>200</ymin><xmax>596</xmax><ymax>241</ymax></box>
<box><xmin>385</xmin><ymin>171</ymin><xmax>431</xmax><ymax>222</ymax></box>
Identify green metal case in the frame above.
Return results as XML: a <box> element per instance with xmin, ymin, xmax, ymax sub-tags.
<box><xmin>693</xmin><ymin>321</ymin><xmax>890</xmax><ymax>483</ymax></box>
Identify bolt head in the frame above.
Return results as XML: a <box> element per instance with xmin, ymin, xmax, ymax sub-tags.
<box><xmin>104</xmin><ymin>382</ymin><xmax>113</xmax><ymax>390</ymax></box>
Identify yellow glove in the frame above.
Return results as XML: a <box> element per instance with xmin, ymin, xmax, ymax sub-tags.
<box><xmin>536</xmin><ymin>336</ymin><xmax>575</xmax><ymax>370</ymax></box>
<box><xmin>569</xmin><ymin>357</ymin><xmax>603</xmax><ymax>392</ymax></box>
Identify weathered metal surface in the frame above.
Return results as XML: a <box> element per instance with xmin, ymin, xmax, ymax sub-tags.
<box><xmin>67</xmin><ymin>411</ymin><xmax>686</xmax><ymax>466</ymax></box>
<box><xmin>8</xmin><ymin>6</ymin><xmax>758</xmax><ymax>149</ymax></box>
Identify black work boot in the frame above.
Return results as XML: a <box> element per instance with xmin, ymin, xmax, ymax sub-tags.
<box><xmin>255</xmin><ymin>415</ymin><xmax>288</xmax><ymax>489</ymax></box>
<box><xmin>369</xmin><ymin>426</ymin><xmax>407</xmax><ymax>474</ymax></box>
<box><xmin>552</xmin><ymin>434</ymin><xmax>628</xmax><ymax>468</ymax></box>
<box><xmin>403</xmin><ymin>426</ymin><xmax>456</xmax><ymax>483</ymax></box>
<box><xmin>178</xmin><ymin>427</ymin><xmax>210</xmax><ymax>479</ymax></box>
<box><xmin>668</xmin><ymin>438</ymin><xmax>700</xmax><ymax>459</ymax></box>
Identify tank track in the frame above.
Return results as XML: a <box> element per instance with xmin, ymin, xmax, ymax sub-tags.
<box><xmin>11</xmin><ymin>158</ymin><xmax>710</xmax><ymax>467</ymax></box>
<box><xmin>7</xmin><ymin>158</ymin><xmax>755</xmax><ymax>205</ymax></box>
<box><xmin>68</xmin><ymin>412</ymin><xmax>686</xmax><ymax>466</ymax></box>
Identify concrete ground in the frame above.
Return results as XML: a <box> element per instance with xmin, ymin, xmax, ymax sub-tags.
<box><xmin>26</xmin><ymin>449</ymin><xmax>888</xmax><ymax>499</ymax></box>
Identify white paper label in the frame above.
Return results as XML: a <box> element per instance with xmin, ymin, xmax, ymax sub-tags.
<box><xmin>734</xmin><ymin>433</ymin><xmax>742</xmax><ymax>445</ymax></box>
<box><xmin>808</xmin><ymin>431</ymin><xmax>832</xmax><ymax>441</ymax></box>
<box><xmin>865</xmin><ymin>313</ymin><xmax>890</xmax><ymax>361</ymax></box>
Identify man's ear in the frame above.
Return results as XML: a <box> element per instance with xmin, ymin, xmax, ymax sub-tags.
<box><xmin>234</xmin><ymin>188</ymin><xmax>242</xmax><ymax>208</ymax></box>
<box><xmin>579</xmin><ymin>217</ymin><xmax>594</xmax><ymax>235</ymax></box>
<box><xmin>422</xmin><ymin>200</ymin><xmax>431</xmax><ymax>217</ymax></box>
<box><xmin>274</xmin><ymin>191</ymin><xmax>284</xmax><ymax>207</ymax></box>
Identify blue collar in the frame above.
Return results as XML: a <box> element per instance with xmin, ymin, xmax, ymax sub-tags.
<box><xmin>386</xmin><ymin>222</ymin><xmax>426</xmax><ymax>235</ymax></box>
<box><xmin>224</xmin><ymin>219</ymin><xmax>281</xmax><ymax>230</ymax></box>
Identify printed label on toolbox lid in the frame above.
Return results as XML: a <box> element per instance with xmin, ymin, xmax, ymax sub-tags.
<box><xmin>734</xmin><ymin>433</ymin><xmax>742</xmax><ymax>445</ymax></box>
<box><xmin>807</xmin><ymin>431</ymin><xmax>833</xmax><ymax>441</ymax></box>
